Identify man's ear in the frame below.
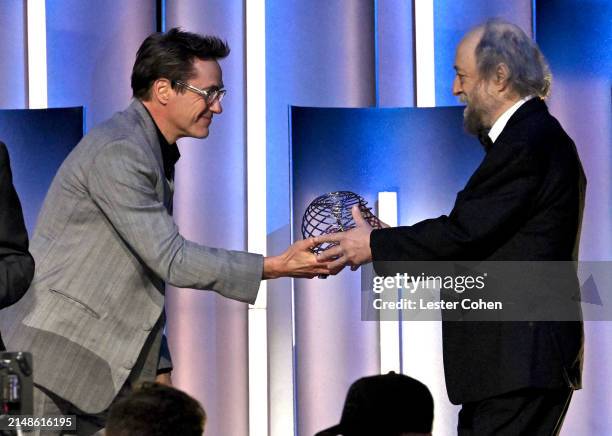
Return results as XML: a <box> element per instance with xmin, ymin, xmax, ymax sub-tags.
<box><xmin>151</xmin><ymin>78</ymin><xmax>172</xmax><ymax>105</ymax></box>
<box><xmin>494</xmin><ymin>63</ymin><xmax>511</xmax><ymax>93</ymax></box>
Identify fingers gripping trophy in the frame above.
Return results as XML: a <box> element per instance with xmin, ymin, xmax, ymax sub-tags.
<box><xmin>301</xmin><ymin>191</ymin><xmax>382</xmax><ymax>274</ymax></box>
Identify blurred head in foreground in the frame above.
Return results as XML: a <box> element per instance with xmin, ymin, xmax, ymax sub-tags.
<box><xmin>315</xmin><ymin>372</ymin><xmax>434</xmax><ymax>436</ymax></box>
<box><xmin>106</xmin><ymin>382</ymin><xmax>206</xmax><ymax>436</ymax></box>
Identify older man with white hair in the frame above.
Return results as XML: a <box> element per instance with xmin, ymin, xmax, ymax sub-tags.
<box><xmin>318</xmin><ymin>19</ymin><xmax>585</xmax><ymax>435</ymax></box>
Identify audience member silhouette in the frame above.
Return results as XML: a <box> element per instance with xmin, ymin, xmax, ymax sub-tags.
<box><xmin>316</xmin><ymin>372</ymin><xmax>434</xmax><ymax>436</ymax></box>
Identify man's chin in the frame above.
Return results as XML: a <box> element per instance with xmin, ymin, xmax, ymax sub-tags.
<box><xmin>191</xmin><ymin>128</ymin><xmax>210</xmax><ymax>139</ymax></box>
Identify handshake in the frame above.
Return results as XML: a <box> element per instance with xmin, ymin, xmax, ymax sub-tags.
<box><xmin>263</xmin><ymin>192</ymin><xmax>385</xmax><ymax>280</ymax></box>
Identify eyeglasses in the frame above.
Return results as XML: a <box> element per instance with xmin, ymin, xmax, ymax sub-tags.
<box><xmin>173</xmin><ymin>80</ymin><xmax>227</xmax><ymax>105</ymax></box>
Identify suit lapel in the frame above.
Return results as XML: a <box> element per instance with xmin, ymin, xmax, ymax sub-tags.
<box><xmin>127</xmin><ymin>99</ymin><xmax>174</xmax><ymax>211</ymax></box>
<box><xmin>129</xmin><ymin>100</ymin><xmax>164</xmax><ymax>169</ymax></box>
<box><xmin>462</xmin><ymin>98</ymin><xmax>548</xmax><ymax>193</ymax></box>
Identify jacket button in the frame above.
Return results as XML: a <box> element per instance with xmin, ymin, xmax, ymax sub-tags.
<box><xmin>123</xmin><ymin>360</ymin><xmax>135</xmax><ymax>370</ymax></box>
<box><xmin>142</xmin><ymin>322</ymin><xmax>153</xmax><ymax>331</ymax></box>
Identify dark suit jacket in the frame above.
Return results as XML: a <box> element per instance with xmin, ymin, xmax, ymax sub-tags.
<box><xmin>370</xmin><ymin>98</ymin><xmax>585</xmax><ymax>404</ymax></box>
<box><xmin>0</xmin><ymin>142</ymin><xmax>35</xmax><ymax>349</ymax></box>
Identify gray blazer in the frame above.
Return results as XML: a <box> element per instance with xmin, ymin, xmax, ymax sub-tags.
<box><xmin>0</xmin><ymin>100</ymin><xmax>263</xmax><ymax>413</ymax></box>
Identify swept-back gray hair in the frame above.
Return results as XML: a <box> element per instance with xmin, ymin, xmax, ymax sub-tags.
<box><xmin>475</xmin><ymin>19</ymin><xmax>552</xmax><ymax>98</ymax></box>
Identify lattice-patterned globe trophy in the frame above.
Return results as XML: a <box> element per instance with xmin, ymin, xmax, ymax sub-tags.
<box><xmin>301</xmin><ymin>191</ymin><xmax>382</xmax><ymax>255</ymax></box>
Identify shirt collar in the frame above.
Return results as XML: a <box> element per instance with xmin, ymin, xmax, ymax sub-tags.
<box><xmin>488</xmin><ymin>95</ymin><xmax>534</xmax><ymax>143</ymax></box>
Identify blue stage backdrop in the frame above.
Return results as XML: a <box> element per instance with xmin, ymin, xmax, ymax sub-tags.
<box><xmin>292</xmin><ymin>106</ymin><xmax>483</xmax><ymax>224</ymax></box>
<box><xmin>0</xmin><ymin>108</ymin><xmax>84</xmax><ymax>233</ymax></box>
<box><xmin>290</xmin><ymin>105</ymin><xmax>484</xmax><ymax>435</ymax></box>
<box><xmin>536</xmin><ymin>1</ymin><xmax>612</xmax><ymax>433</ymax></box>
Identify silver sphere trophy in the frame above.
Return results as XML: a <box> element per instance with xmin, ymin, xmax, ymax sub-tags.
<box><xmin>301</xmin><ymin>191</ymin><xmax>382</xmax><ymax>256</ymax></box>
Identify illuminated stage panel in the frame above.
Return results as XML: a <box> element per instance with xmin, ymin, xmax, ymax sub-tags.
<box><xmin>0</xmin><ymin>1</ymin><xmax>27</xmax><ymax>108</ymax></box>
<box><xmin>0</xmin><ymin>107</ymin><xmax>83</xmax><ymax>233</ymax></box>
<box><xmin>290</xmin><ymin>106</ymin><xmax>483</xmax><ymax>435</ymax></box>
<box><xmin>291</xmin><ymin>106</ymin><xmax>483</xmax><ymax>227</ymax></box>
<box><xmin>537</xmin><ymin>2</ymin><xmax>612</xmax><ymax>434</ymax></box>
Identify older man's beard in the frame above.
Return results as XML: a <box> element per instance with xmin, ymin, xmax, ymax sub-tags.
<box><xmin>461</xmin><ymin>86</ymin><xmax>493</xmax><ymax>137</ymax></box>
<box><xmin>463</xmin><ymin>101</ymin><xmax>489</xmax><ymax>136</ymax></box>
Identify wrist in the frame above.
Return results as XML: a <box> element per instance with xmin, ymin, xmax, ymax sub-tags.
<box><xmin>263</xmin><ymin>256</ymin><xmax>282</xmax><ymax>280</ymax></box>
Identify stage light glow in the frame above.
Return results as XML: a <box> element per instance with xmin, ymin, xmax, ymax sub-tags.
<box><xmin>246</xmin><ymin>1</ymin><xmax>269</xmax><ymax>435</ymax></box>
<box><xmin>248</xmin><ymin>308</ymin><xmax>268</xmax><ymax>436</ymax></box>
<box><xmin>414</xmin><ymin>0</ymin><xmax>436</xmax><ymax>107</ymax></box>
<box><xmin>378</xmin><ymin>192</ymin><xmax>401</xmax><ymax>374</ymax></box>
<box><xmin>26</xmin><ymin>0</ymin><xmax>47</xmax><ymax>109</ymax></box>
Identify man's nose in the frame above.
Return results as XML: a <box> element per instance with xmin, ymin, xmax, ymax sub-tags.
<box><xmin>452</xmin><ymin>76</ymin><xmax>461</xmax><ymax>96</ymax></box>
<box><xmin>210</xmin><ymin>99</ymin><xmax>223</xmax><ymax>114</ymax></box>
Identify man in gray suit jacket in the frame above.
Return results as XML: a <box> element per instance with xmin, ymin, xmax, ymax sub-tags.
<box><xmin>0</xmin><ymin>28</ymin><xmax>332</xmax><ymax>434</ymax></box>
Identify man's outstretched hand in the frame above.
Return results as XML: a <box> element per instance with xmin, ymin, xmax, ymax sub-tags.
<box><xmin>263</xmin><ymin>237</ymin><xmax>341</xmax><ymax>279</ymax></box>
<box><xmin>314</xmin><ymin>205</ymin><xmax>374</xmax><ymax>271</ymax></box>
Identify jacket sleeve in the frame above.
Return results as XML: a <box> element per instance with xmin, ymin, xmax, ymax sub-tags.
<box><xmin>87</xmin><ymin>140</ymin><xmax>262</xmax><ymax>304</ymax></box>
<box><xmin>0</xmin><ymin>142</ymin><xmax>35</xmax><ymax>308</ymax></box>
<box><xmin>371</xmin><ymin>140</ymin><xmax>543</xmax><ymax>262</ymax></box>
